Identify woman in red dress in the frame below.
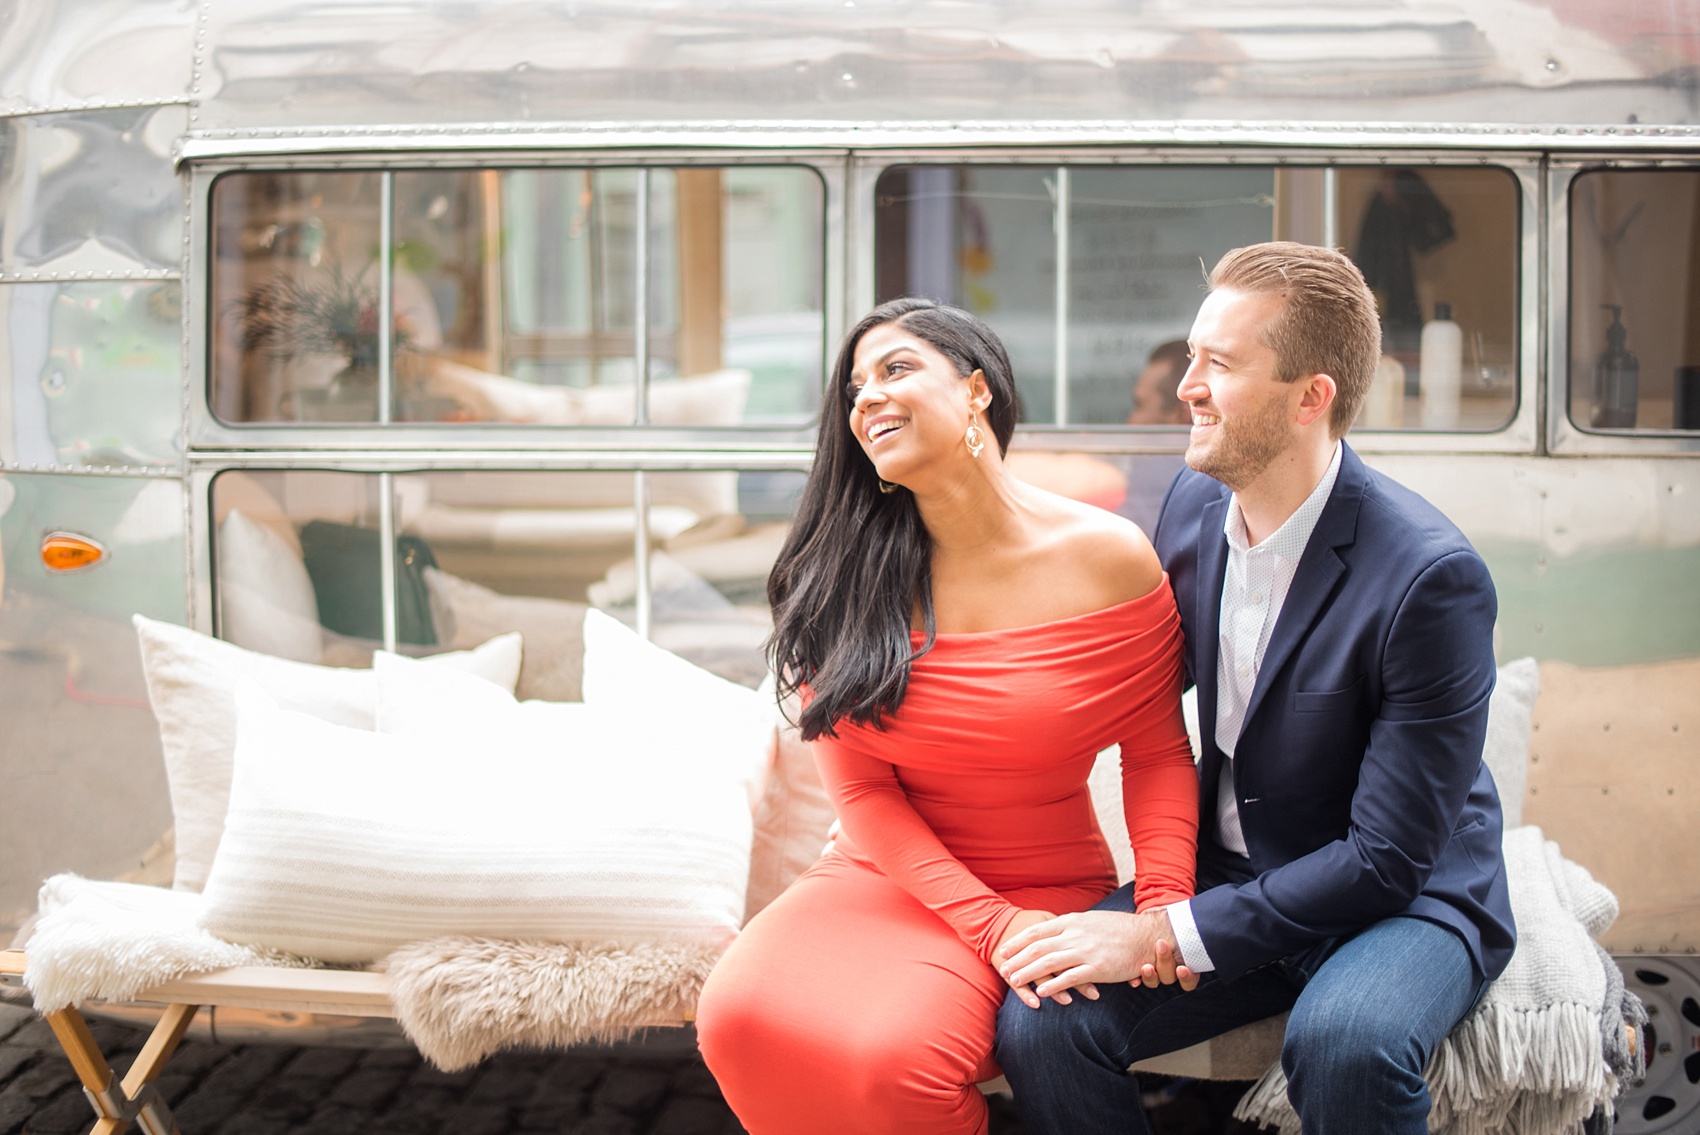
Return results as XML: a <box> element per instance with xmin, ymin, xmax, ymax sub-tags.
<box><xmin>695</xmin><ymin>298</ymin><xmax>1199</xmax><ymax>1135</ymax></box>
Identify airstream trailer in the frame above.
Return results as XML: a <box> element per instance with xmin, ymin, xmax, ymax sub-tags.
<box><xmin>1</xmin><ymin>1</ymin><xmax>1697</xmax><ymax>1129</ymax></box>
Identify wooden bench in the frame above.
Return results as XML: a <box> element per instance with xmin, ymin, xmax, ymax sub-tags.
<box><xmin>0</xmin><ymin>949</ymin><xmax>399</xmax><ymax>1135</ymax></box>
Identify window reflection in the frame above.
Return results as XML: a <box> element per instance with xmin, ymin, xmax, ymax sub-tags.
<box><xmin>212</xmin><ymin>470</ymin><xmax>388</xmax><ymax>664</ymax></box>
<box><xmin>1337</xmin><ymin>167</ymin><xmax>1518</xmax><ymax>432</ymax></box>
<box><xmin>1569</xmin><ymin>169</ymin><xmax>1700</xmax><ymax>432</ymax></box>
<box><xmin>875</xmin><ymin>163</ymin><xmax>1518</xmax><ymax>432</ymax></box>
<box><xmin>210</xmin><ymin>468</ymin><xmax>805</xmax><ymax>691</ymax></box>
<box><xmin>210</xmin><ymin>167</ymin><xmax>824</xmax><ymax>426</ymax></box>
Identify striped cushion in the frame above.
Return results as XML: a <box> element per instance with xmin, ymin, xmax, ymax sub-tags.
<box><xmin>198</xmin><ymin>679</ymin><xmax>752</xmax><ymax>965</ymax></box>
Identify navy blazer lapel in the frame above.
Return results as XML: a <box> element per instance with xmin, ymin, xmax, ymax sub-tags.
<box><xmin>1239</xmin><ymin>446</ymin><xmax>1366</xmax><ymax>732</ymax></box>
<box><xmin>1194</xmin><ymin>492</ymin><xmax>1231</xmax><ymax>768</ymax></box>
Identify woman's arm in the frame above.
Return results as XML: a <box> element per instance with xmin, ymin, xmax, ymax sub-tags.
<box><xmin>814</xmin><ymin>738</ymin><xmax>1020</xmax><ymax>964</ymax></box>
<box><xmin>1121</xmin><ymin>688</ymin><xmax>1200</xmax><ymax>911</ymax></box>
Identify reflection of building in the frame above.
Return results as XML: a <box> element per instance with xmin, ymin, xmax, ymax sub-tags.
<box><xmin>214</xmin><ymin>169</ymin><xmax>827</xmax><ymax>426</ymax></box>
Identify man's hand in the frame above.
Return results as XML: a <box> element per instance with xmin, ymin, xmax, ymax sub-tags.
<box><xmin>997</xmin><ymin>908</ymin><xmax>1199</xmax><ymax>1003</ymax></box>
<box><xmin>995</xmin><ymin>910</ymin><xmax>1085</xmax><ymax>1009</ymax></box>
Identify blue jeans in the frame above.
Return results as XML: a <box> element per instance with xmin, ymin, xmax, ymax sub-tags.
<box><xmin>994</xmin><ymin>879</ymin><xmax>1484</xmax><ymax>1135</ymax></box>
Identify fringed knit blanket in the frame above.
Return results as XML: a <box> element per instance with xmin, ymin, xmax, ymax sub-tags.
<box><xmin>22</xmin><ymin>876</ymin><xmax>721</xmax><ymax>1072</ymax></box>
<box><xmin>1235</xmin><ymin>826</ymin><xmax>1645</xmax><ymax>1135</ymax></box>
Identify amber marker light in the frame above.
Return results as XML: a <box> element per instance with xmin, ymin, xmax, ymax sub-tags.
<box><xmin>40</xmin><ymin>532</ymin><xmax>107</xmax><ymax>573</ymax></box>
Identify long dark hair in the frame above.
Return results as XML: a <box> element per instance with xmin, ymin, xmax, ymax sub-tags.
<box><xmin>768</xmin><ymin>298</ymin><xmax>1020</xmax><ymax>740</ymax></box>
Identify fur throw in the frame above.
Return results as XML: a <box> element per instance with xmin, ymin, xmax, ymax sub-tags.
<box><xmin>24</xmin><ymin>875</ymin><xmax>301</xmax><ymax>1012</ymax></box>
<box><xmin>1234</xmin><ymin>827</ymin><xmax>1641</xmax><ymax>1135</ymax></box>
<box><xmin>384</xmin><ymin>936</ymin><xmax>721</xmax><ymax>1071</ymax></box>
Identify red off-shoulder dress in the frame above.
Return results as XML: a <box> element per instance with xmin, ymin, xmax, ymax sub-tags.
<box><xmin>696</xmin><ymin>583</ymin><xmax>1199</xmax><ymax>1135</ymax></box>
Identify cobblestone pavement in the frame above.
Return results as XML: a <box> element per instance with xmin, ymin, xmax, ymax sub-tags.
<box><xmin>0</xmin><ymin>999</ymin><xmax>1263</xmax><ymax>1135</ymax></box>
<box><xmin>0</xmin><ymin>1001</ymin><xmax>1039</xmax><ymax>1135</ymax></box>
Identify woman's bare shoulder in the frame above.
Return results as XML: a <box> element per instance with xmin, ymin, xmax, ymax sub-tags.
<box><xmin>1025</xmin><ymin>488</ymin><xmax>1164</xmax><ymax>606</ymax></box>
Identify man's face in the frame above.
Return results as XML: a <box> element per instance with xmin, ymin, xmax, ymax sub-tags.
<box><xmin>1130</xmin><ymin>359</ymin><xmax>1191</xmax><ymax>426</ymax></box>
<box><xmin>1180</xmin><ymin>288</ymin><xmax>1303</xmax><ymax>491</ymax></box>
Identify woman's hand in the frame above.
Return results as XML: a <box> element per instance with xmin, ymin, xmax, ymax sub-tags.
<box><xmin>996</xmin><ymin>909</ymin><xmax>1101</xmax><ymax>1008</ymax></box>
<box><xmin>999</xmin><ymin>909</ymin><xmax>1199</xmax><ymax>1003</ymax></box>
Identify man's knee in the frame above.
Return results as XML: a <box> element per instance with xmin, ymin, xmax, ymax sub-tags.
<box><xmin>994</xmin><ymin>989</ymin><xmax>1068</xmax><ymax>1069</ymax></box>
<box><xmin>995</xmin><ymin>985</ymin><xmax>1141</xmax><ymax>1076</ymax></box>
<box><xmin>1281</xmin><ymin>994</ymin><xmax>1424</xmax><ymax>1087</ymax></box>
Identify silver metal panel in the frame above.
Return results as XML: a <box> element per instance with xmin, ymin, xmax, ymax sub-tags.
<box><xmin>177</xmin><ymin>121</ymin><xmax>1700</xmax><ymax>167</ymax></box>
<box><xmin>0</xmin><ymin>106</ymin><xmax>187</xmax><ymax>276</ymax></box>
<box><xmin>0</xmin><ymin>0</ymin><xmax>193</xmax><ymax>117</ymax></box>
<box><xmin>0</xmin><ymin>471</ymin><xmax>185</xmax><ymax>925</ymax></box>
<box><xmin>0</xmin><ymin>282</ymin><xmax>185</xmax><ymax>471</ymax></box>
<box><xmin>1368</xmin><ymin>454</ymin><xmax>1700</xmax><ymax>667</ymax></box>
<box><xmin>192</xmin><ymin>0</ymin><xmax>1700</xmax><ymax>133</ymax></box>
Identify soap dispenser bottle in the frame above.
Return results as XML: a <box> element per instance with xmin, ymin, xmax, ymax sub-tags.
<box><xmin>1419</xmin><ymin>301</ymin><xmax>1462</xmax><ymax>430</ymax></box>
<box><xmin>1591</xmin><ymin>304</ymin><xmax>1639</xmax><ymax>429</ymax></box>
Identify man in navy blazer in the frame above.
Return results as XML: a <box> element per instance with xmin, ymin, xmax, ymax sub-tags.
<box><xmin>995</xmin><ymin>242</ymin><xmax>1516</xmax><ymax>1135</ymax></box>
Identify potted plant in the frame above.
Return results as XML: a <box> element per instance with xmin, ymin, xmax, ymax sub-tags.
<box><xmin>232</xmin><ymin>262</ymin><xmax>412</xmax><ymax>421</ymax></box>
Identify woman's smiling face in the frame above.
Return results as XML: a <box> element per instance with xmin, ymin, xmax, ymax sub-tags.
<box><xmin>847</xmin><ymin>321</ymin><xmax>987</xmax><ymax>486</ymax></box>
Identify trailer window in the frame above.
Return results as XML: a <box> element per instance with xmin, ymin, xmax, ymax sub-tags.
<box><xmin>1568</xmin><ymin>169</ymin><xmax>1700</xmax><ymax>434</ymax></box>
<box><xmin>874</xmin><ymin>163</ymin><xmax>1518</xmax><ymax>432</ymax></box>
<box><xmin>209</xmin><ymin>167</ymin><xmax>825</xmax><ymax>426</ymax></box>
<box><xmin>210</xmin><ymin>467</ymin><xmax>804</xmax><ymax>688</ymax></box>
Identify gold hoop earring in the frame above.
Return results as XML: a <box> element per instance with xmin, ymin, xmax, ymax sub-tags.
<box><xmin>964</xmin><ymin>420</ymin><xmax>986</xmax><ymax>459</ymax></box>
<box><xmin>878</xmin><ymin>479</ymin><xmax>900</xmax><ymax>494</ymax></box>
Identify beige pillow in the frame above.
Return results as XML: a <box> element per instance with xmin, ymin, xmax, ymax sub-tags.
<box><xmin>425</xmin><ymin>567</ymin><xmax>586</xmax><ymax>701</ymax></box>
<box><xmin>133</xmin><ymin>615</ymin><xmax>522</xmax><ymax>892</ymax></box>
<box><xmin>745</xmin><ymin>693</ymin><xmax>837</xmax><ymax>919</ymax></box>
<box><xmin>421</xmin><ymin>360</ymin><xmax>751</xmax><ymax>426</ymax></box>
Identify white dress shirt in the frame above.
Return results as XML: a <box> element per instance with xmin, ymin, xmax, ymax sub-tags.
<box><xmin>1166</xmin><ymin>443</ymin><xmax>1342</xmax><ymax>972</ymax></box>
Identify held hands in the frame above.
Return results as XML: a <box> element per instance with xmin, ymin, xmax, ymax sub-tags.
<box><xmin>996</xmin><ymin>908</ymin><xmax>1199</xmax><ymax>1009</ymax></box>
<box><xmin>994</xmin><ymin>910</ymin><xmax>1085</xmax><ymax>1008</ymax></box>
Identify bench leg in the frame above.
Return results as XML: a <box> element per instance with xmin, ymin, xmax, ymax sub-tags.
<box><xmin>44</xmin><ymin>1002</ymin><xmax>199</xmax><ymax>1135</ymax></box>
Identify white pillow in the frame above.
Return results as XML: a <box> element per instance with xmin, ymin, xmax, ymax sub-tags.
<box><xmin>217</xmin><ymin>509</ymin><xmax>322</xmax><ymax>664</ymax></box>
<box><xmin>1484</xmin><ymin>657</ymin><xmax>1539</xmax><ymax>829</ymax></box>
<box><xmin>372</xmin><ymin>647</ymin><xmax>529</xmax><ymax>735</ymax></box>
<box><xmin>133</xmin><ymin>615</ymin><xmax>522</xmax><ymax>893</ymax></box>
<box><xmin>580</xmin><ymin>608</ymin><xmax>776</xmax><ymax>811</ymax></box>
<box><xmin>200</xmin><ymin>679</ymin><xmax>751</xmax><ymax>965</ymax></box>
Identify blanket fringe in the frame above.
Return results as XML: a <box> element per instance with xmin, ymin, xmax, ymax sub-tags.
<box><xmin>1234</xmin><ymin>1001</ymin><xmax>1612</xmax><ymax>1135</ymax></box>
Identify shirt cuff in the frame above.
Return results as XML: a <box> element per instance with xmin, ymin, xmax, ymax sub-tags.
<box><xmin>1164</xmin><ymin>900</ymin><xmax>1217</xmax><ymax>973</ymax></box>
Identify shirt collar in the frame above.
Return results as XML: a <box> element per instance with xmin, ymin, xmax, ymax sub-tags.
<box><xmin>1223</xmin><ymin>441</ymin><xmax>1343</xmax><ymax>560</ymax></box>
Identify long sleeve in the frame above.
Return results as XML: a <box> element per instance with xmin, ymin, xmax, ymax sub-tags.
<box><xmin>1187</xmin><ymin>549</ymin><xmax>1499</xmax><ymax>980</ymax></box>
<box><xmin>813</xmin><ymin>738</ymin><xmax>1019</xmax><ymax>963</ymax></box>
<box><xmin>1120</xmin><ymin>698</ymin><xmax>1200</xmax><ymax>911</ymax></box>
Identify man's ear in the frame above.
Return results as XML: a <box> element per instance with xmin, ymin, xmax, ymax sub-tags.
<box><xmin>966</xmin><ymin>368</ymin><xmax>994</xmax><ymax>415</ymax></box>
<box><xmin>1295</xmin><ymin>372</ymin><xmax>1337</xmax><ymax>429</ymax></box>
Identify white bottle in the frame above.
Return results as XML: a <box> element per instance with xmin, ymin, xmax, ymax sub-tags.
<box><xmin>1419</xmin><ymin>301</ymin><xmax>1463</xmax><ymax>430</ymax></box>
<box><xmin>1365</xmin><ymin>355</ymin><xmax>1406</xmax><ymax>429</ymax></box>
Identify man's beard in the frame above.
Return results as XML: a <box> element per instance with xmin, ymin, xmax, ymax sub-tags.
<box><xmin>1185</xmin><ymin>393</ymin><xmax>1292</xmax><ymax>491</ymax></box>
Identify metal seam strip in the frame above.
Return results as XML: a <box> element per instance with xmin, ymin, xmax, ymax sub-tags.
<box><xmin>378</xmin><ymin>172</ymin><xmax>398</xmax><ymax>654</ymax></box>
<box><xmin>0</xmin><ymin>97</ymin><xmax>192</xmax><ymax>120</ymax></box>
<box><xmin>1052</xmin><ymin>166</ymin><xmax>1070</xmax><ymax>426</ymax></box>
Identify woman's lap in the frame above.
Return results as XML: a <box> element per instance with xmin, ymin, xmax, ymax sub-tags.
<box><xmin>697</xmin><ymin>854</ymin><xmax>1106</xmax><ymax>1135</ymax></box>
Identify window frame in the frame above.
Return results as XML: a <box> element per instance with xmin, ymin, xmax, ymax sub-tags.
<box><xmin>1548</xmin><ymin>156</ymin><xmax>1700</xmax><ymax>457</ymax></box>
<box><xmin>850</xmin><ymin>148</ymin><xmax>1542</xmax><ymax>456</ymax></box>
<box><xmin>186</xmin><ymin>150</ymin><xmax>846</xmax><ymax>455</ymax></box>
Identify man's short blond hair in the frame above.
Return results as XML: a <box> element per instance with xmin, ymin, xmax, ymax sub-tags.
<box><xmin>1208</xmin><ymin>242</ymin><xmax>1382</xmax><ymax>437</ymax></box>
